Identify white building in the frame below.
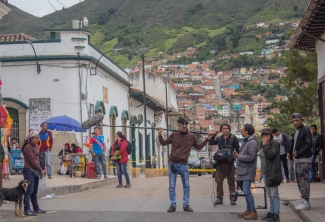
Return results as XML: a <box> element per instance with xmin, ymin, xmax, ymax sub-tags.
<box><xmin>0</xmin><ymin>29</ymin><xmax>130</xmax><ymax>155</ymax></box>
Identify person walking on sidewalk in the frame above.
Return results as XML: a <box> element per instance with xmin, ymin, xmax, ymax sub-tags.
<box><xmin>39</xmin><ymin>122</ymin><xmax>53</xmax><ymax>179</ymax></box>
<box><xmin>111</xmin><ymin>131</ymin><xmax>130</xmax><ymax>188</ymax></box>
<box><xmin>235</xmin><ymin>124</ymin><xmax>259</xmax><ymax>220</ymax></box>
<box><xmin>209</xmin><ymin>123</ymin><xmax>239</xmax><ymax>206</ymax></box>
<box><xmin>22</xmin><ymin>130</ymin><xmax>47</xmax><ymax>216</ymax></box>
<box><xmin>289</xmin><ymin>133</ymin><xmax>296</xmax><ymax>183</ymax></box>
<box><xmin>260</xmin><ymin>129</ymin><xmax>282</xmax><ymax>222</ymax></box>
<box><xmin>309</xmin><ymin>125</ymin><xmax>323</xmax><ymax>182</ymax></box>
<box><xmin>89</xmin><ymin>127</ymin><xmax>108</xmax><ymax>179</ymax></box>
<box><xmin>152</xmin><ymin>154</ymin><xmax>157</xmax><ymax>169</ymax></box>
<box><xmin>158</xmin><ymin>117</ymin><xmax>212</xmax><ymax>213</ymax></box>
<box><xmin>272</xmin><ymin>128</ymin><xmax>290</xmax><ymax>183</ymax></box>
<box><xmin>289</xmin><ymin>113</ymin><xmax>312</xmax><ymax>210</ymax></box>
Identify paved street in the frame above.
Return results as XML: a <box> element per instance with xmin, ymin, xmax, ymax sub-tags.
<box><xmin>0</xmin><ymin>174</ymin><xmax>302</xmax><ymax>221</ymax></box>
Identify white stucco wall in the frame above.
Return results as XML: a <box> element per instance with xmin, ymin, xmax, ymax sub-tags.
<box><xmin>317</xmin><ymin>33</ymin><xmax>325</xmax><ymax>79</ymax></box>
<box><xmin>0</xmin><ymin>30</ymin><xmax>130</xmax><ymax>150</ymax></box>
<box><xmin>128</xmin><ymin>71</ymin><xmax>178</xmax><ymax>110</ymax></box>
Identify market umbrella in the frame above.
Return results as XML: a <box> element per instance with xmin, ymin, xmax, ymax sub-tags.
<box><xmin>45</xmin><ymin>115</ymin><xmax>86</xmax><ymax>132</ymax></box>
<box><xmin>45</xmin><ymin>115</ymin><xmax>86</xmax><ymax>171</ymax></box>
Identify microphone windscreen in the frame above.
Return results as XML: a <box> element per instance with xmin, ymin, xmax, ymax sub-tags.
<box><xmin>81</xmin><ymin>113</ymin><xmax>105</xmax><ymax>130</ymax></box>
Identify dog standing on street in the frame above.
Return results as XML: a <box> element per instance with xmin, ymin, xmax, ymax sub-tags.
<box><xmin>0</xmin><ymin>179</ymin><xmax>30</xmax><ymax>217</ymax></box>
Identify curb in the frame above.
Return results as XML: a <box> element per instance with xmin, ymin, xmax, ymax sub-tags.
<box><xmin>38</xmin><ymin>177</ymin><xmax>118</xmax><ymax>197</ymax></box>
<box><xmin>288</xmin><ymin>200</ymin><xmax>320</xmax><ymax>222</ymax></box>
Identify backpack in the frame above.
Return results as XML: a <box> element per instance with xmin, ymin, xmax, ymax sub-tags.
<box><xmin>126</xmin><ymin>141</ymin><xmax>132</xmax><ymax>155</ymax></box>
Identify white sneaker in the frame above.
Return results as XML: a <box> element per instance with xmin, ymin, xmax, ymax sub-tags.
<box><xmin>295</xmin><ymin>199</ymin><xmax>304</xmax><ymax>208</ymax></box>
<box><xmin>295</xmin><ymin>199</ymin><xmax>311</xmax><ymax>210</ymax></box>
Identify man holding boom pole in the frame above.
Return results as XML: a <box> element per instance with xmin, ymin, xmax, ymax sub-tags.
<box><xmin>158</xmin><ymin>117</ymin><xmax>212</xmax><ymax>213</ymax></box>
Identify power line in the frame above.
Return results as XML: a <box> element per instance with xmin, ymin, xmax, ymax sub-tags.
<box><xmin>46</xmin><ymin>0</ymin><xmax>57</xmax><ymax>12</ymax></box>
<box><xmin>56</xmin><ymin>0</ymin><xmax>66</xmax><ymax>8</ymax></box>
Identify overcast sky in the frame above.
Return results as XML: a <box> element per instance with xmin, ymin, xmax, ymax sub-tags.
<box><xmin>9</xmin><ymin>0</ymin><xmax>84</xmax><ymax>17</ymax></box>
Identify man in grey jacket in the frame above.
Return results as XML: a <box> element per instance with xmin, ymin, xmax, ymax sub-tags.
<box><xmin>235</xmin><ymin>124</ymin><xmax>259</xmax><ymax>220</ymax></box>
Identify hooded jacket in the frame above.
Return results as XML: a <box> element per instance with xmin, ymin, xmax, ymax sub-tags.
<box><xmin>236</xmin><ymin>135</ymin><xmax>258</xmax><ymax>182</ymax></box>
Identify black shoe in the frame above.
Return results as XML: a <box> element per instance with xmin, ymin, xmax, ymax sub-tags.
<box><xmin>214</xmin><ymin>199</ymin><xmax>223</xmax><ymax>205</ymax></box>
<box><xmin>230</xmin><ymin>198</ymin><xmax>236</xmax><ymax>205</ymax></box>
<box><xmin>269</xmin><ymin>214</ymin><xmax>280</xmax><ymax>222</ymax></box>
<box><xmin>167</xmin><ymin>206</ymin><xmax>176</xmax><ymax>212</ymax></box>
<box><xmin>183</xmin><ymin>205</ymin><xmax>193</xmax><ymax>212</ymax></box>
<box><xmin>261</xmin><ymin>212</ymin><xmax>274</xmax><ymax>221</ymax></box>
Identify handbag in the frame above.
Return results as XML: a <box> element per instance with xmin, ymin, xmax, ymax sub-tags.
<box><xmin>30</xmin><ymin>168</ymin><xmax>41</xmax><ymax>178</ymax></box>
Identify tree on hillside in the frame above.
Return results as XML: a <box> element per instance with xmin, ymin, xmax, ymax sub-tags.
<box><xmin>265</xmin><ymin>113</ymin><xmax>295</xmax><ymax>136</ymax></box>
<box><xmin>270</xmin><ymin>50</ymin><xmax>318</xmax><ymax>120</ymax></box>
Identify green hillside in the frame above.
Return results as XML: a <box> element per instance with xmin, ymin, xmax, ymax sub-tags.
<box><xmin>0</xmin><ymin>0</ymin><xmax>309</xmax><ymax>67</ymax></box>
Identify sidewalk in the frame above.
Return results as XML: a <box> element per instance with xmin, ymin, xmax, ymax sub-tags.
<box><xmin>1</xmin><ymin>174</ymin><xmax>117</xmax><ymax>197</ymax></box>
<box><xmin>255</xmin><ymin>180</ymin><xmax>325</xmax><ymax>222</ymax></box>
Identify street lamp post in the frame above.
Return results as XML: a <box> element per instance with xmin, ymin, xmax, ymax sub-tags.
<box><xmin>26</xmin><ymin>40</ymin><xmax>41</xmax><ymax>74</ymax></box>
<box><xmin>138</xmin><ymin>49</ymin><xmax>150</xmax><ymax>169</ymax></box>
<box><xmin>163</xmin><ymin>75</ymin><xmax>171</xmax><ymax>168</ymax></box>
<box><xmin>94</xmin><ymin>48</ymin><xmax>122</xmax><ymax>74</ymax></box>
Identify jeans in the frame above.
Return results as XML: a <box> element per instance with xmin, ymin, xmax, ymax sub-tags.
<box><xmin>263</xmin><ymin>174</ymin><xmax>280</xmax><ymax>215</ymax></box>
<box><xmin>168</xmin><ymin>163</ymin><xmax>190</xmax><ymax>207</ymax></box>
<box><xmin>23</xmin><ymin>168</ymin><xmax>40</xmax><ymax>212</ymax></box>
<box><xmin>290</xmin><ymin>159</ymin><xmax>295</xmax><ymax>180</ymax></box>
<box><xmin>280</xmin><ymin>154</ymin><xmax>289</xmax><ymax>180</ymax></box>
<box><xmin>243</xmin><ymin>181</ymin><xmax>256</xmax><ymax>212</ymax></box>
<box><xmin>93</xmin><ymin>154</ymin><xmax>107</xmax><ymax>176</ymax></box>
<box><xmin>310</xmin><ymin>154</ymin><xmax>317</xmax><ymax>181</ymax></box>
<box><xmin>116</xmin><ymin>161</ymin><xmax>130</xmax><ymax>183</ymax></box>
<box><xmin>44</xmin><ymin>150</ymin><xmax>52</xmax><ymax>176</ymax></box>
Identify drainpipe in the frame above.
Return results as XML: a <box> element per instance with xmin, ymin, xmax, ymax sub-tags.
<box><xmin>78</xmin><ymin>53</ymin><xmax>83</xmax><ymax>146</ymax></box>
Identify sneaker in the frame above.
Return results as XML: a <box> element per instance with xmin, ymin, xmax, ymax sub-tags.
<box><xmin>230</xmin><ymin>198</ymin><xmax>236</xmax><ymax>205</ymax></box>
<box><xmin>116</xmin><ymin>183</ymin><xmax>123</xmax><ymax>188</ymax></box>
<box><xmin>260</xmin><ymin>212</ymin><xmax>274</xmax><ymax>221</ymax></box>
<box><xmin>286</xmin><ymin>179</ymin><xmax>291</xmax><ymax>183</ymax></box>
<box><xmin>124</xmin><ymin>183</ymin><xmax>131</xmax><ymax>188</ymax></box>
<box><xmin>104</xmin><ymin>175</ymin><xmax>109</xmax><ymax>179</ymax></box>
<box><xmin>291</xmin><ymin>180</ymin><xmax>297</xmax><ymax>183</ymax></box>
<box><xmin>238</xmin><ymin>210</ymin><xmax>250</xmax><ymax>218</ymax></box>
<box><xmin>271</xmin><ymin>214</ymin><xmax>280</xmax><ymax>222</ymax></box>
<box><xmin>33</xmin><ymin>209</ymin><xmax>47</xmax><ymax>214</ymax></box>
<box><xmin>295</xmin><ymin>199</ymin><xmax>311</xmax><ymax>210</ymax></box>
<box><xmin>24</xmin><ymin>209</ymin><xmax>37</xmax><ymax>216</ymax></box>
<box><xmin>214</xmin><ymin>199</ymin><xmax>223</xmax><ymax>205</ymax></box>
<box><xmin>167</xmin><ymin>206</ymin><xmax>176</xmax><ymax>212</ymax></box>
<box><xmin>48</xmin><ymin>176</ymin><xmax>52</xmax><ymax>179</ymax></box>
<box><xmin>244</xmin><ymin>210</ymin><xmax>258</xmax><ymax>220</ymax></box>
<box><xmin>183</xmin><ymin>205</ymin><xmax>193</xmax><ymax>212</ymax></box>
<box><xmin>97</xmin><ymin>175</ymin><xmax>101</xmax><ymax>179</ymax></box>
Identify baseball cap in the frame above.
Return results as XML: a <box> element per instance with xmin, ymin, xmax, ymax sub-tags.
<box><xmin>261</xmin><ymin>128</ymin><xmax>272</xmax><ymax>135</ymax></box>
<box><xmin>291</xmin><ymin>113</ymin><xmax>304</xmax><ymax>120</ymax></box>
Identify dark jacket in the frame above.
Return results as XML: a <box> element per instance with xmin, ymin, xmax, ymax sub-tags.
<box><xmin>209</xmin><ymin>133</ymin><xmax>240</xmax><ymax>153</ymax></box>
<box><xmin>159</xmin><ymin>130</ymin><xmax>209</xmax><ymax>164</ymax></box>
<box><xmin>236</xmin><ymin>135</ymin><xmax>258</xmax><ymax>182</ymax></box>
<box><xmin>312</xmin><ymin>132</ymin><xmax>323</xmax><ymax>155</ymax></box>
<box><xmin>262</xmin><ymin>139</ymin><xmax>281</xmax><ymax>187</ymax></box>
<box><xmin>280</xmin><ymin>133</ymin><xmax>290</xmax><ymax>153</ymax></box>
<box><xmin>289</xmin><ymin>124</ymin><xmax>312</xmax><ymax>159</ymax></box>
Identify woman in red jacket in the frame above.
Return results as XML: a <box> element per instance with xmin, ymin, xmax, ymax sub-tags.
<box><xmin>111</xmin><ymin>131</ymin><xmax>130</xmax><ymax>188</ymax></box>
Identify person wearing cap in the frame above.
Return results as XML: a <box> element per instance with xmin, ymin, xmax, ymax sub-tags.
<box><xmin>289</xmin><ymin>113</ymin><xmax>312</xmax><ymax>210</ymax></box>
<box><xmin>21</xmin><ymin>130</ymin><xmax>47</xmax><ymax>216</ymax></box>
<box><xmin>259</xmin><ymin>128</ymin><xmax>282</xmax><ymax>222</ymax></box>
